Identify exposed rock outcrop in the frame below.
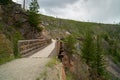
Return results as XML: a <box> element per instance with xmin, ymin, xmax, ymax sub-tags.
<box><xmin>0</xmin><ymin>2</ymin><xmax>43</xmax><ymax>39</ymax></box>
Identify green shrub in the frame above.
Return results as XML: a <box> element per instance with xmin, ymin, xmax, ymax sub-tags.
<box><xmin>46</xmin><ymin>57</ymin><xmax>59</xmax><ymax>68</ymax></box>
<box><xmin>66</xmin><ymin>73</ymin><xmax>74</xmax><ymax>80</ymax></box>
<box><xmin>0</xmin><ymin>34</ymin><xmax>14</xmax><ymax>65</ymax></box>
<box><xmin>66</xmin><ymin>71</ymin><xmax>76</xmax><ymax>80</ymax></box>
<box><xmin>13</xmin><ymin>31</ymin><xmax>23</xmax><ymax>57</ymax></box>
<box><xmin>0</xmin><ymin>24</ymin><xmax>24</xmax><ymax>58</ymax></box>
<box><xmin>28</xmin><ymin>11</ymin><xmax>41</xmax><ymax>31</ymax></box>
<box><xmin>36</xmin><ymin>26</ymin><xmax>43</xmax><ymax>32</ymax></box>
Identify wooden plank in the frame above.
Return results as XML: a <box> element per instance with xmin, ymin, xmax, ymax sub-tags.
<box><xmin>18</xmin><ymin>39</ymin><xmax>52</xmax><ymax>56</ymax></box>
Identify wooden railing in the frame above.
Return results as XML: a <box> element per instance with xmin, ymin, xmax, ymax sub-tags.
<box><xmin>18</xmin><ymin>38</ymin><xmax>51</xmax><ymax>57</ymax></box>
<box><xmin>48</xmin><ymin>40</ymin><xmax>60</xmax><ymax>57</ymax></box>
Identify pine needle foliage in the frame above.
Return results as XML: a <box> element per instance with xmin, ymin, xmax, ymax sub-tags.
<box><xmin>63</xmin><ymin>35</ymin><xmax>76</xmax><ymax>56</ymax></box>
<box><xmin>28</xmin><ymin>0</ymin><xmax>42</xmax><ymax>31</ymax></box>
<box><xmin>29</xmin><ymin>0</ymin><xmax>39</xmax><ymax>13</ymax></box>
<box><xmin>81</xmin><ymin>31</ymin><xmax>95</xmax><ymax>66</ymax></box>
<box><xmin>93</xmin><ymin>35</ymin><xmax>105</xmax><ymax>76</ymax></box>
<box><xmin>81</xmin><ymin>32</ymin><xmax>105</xmax><ymax>79</ymax></box>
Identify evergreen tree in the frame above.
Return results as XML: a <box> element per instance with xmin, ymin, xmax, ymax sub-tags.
<box><xmin>64</xmin><ymin>35</ymin><xmax>76</xmax><ymax>56</ymax></box>
<box><xmin>29</xmin><ymin>0</ymin><xmax>39</xmax><ymax>13</ymax></box>
<box><xmin>93</xmin><ymin>35</ymin><xmax>105</xmax><ymax>76</ymax></box>
<box><xmin>28</xmin><ymin>0</ymin><xmax>41</xmax><ymax>30</ymax></box>
<box><xmin>82</xmin><ymin>33</ymin><xmax>105</xmax><ymax>79</ymax></box>
<box><xmin>63</xmin><ymin>35</ymin><xmax>77</xmax><ymax>64</ymax></box>
<box><xmin>81</xmin><ymin>31</ymin><xmax>95</xmax><ymax>66</ymax></box>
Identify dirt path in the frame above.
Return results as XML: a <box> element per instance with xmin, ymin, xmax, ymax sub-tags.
<box><xmin>0</xmin><ymin>39</ymin><xmax>57</xmax><ymax>80</ymax></box>
<box><xmin>0</xmin><ymin>58</ymin><xmax>49</xmax><ymax>80</ymax></box>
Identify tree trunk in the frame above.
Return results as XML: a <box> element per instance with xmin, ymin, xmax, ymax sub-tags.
<box><xmin>23</xmin><ymin>0</ymin><xmax>25</xmax><ymax>10</ymax></box>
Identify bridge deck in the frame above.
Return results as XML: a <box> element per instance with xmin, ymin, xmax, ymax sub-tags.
<box><xmin>30</xmin><ymin>39</ymin><xmax>56</xmax><ymax>58</ymax></box>
<box><xmin>0</xmin><ymin>39</ymin><xmax>57</xmax><ymax>80</ymax></box>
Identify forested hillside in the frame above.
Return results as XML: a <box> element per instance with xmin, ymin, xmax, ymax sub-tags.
<box><xmin>0</xmin><ymin>0</ymin><xmax>120</xmax><ymax>80</ymax></box>
<box><xmin>40</xmin><ymin>14</ymin><xmax>120</xmax><ymax>80</ymax></box>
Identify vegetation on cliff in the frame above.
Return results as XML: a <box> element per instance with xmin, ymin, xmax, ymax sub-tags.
<box><xmin>39</xmin><ymin>14</ymin><xmax>120</xmax><ymax>80</ymax></box>
<box><xmin>0</xmin><ymin>1</ymin><xmax>120</xmax><ymax>80</ymax></box>
<box><xmin>28</xmin><ymin>0</ymin><xmax>43</xmax><ymax>32</ymax></box>
<box><xmin>0</xmin><ymin>0</ymin><xmax>42</xmax><ymax>64</ymax></box>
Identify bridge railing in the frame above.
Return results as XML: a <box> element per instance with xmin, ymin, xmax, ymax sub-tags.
<box><xmin>18</xmin><ymin>38</ymin><xmax>51</xmax><ymax>56</ymax></box>
<box><xmin>48</xmin><ymin>40</ymin><xmax>60</xmax><ymax>57</ymax></box>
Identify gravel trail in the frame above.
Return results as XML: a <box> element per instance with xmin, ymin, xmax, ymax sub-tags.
<box><xmin>0</xmin><ymin>39</ymin><xmax>56</xmax><ymax>80</ymax></box>
<box><xmin>30</xmin><ymin>39</ymin><xmax>56</xmax><ymax>58</ymax></box>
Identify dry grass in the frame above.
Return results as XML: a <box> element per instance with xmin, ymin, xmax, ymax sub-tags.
<box><xmin>46</xmin><ymin>57</ymin><xmax>59</xmax><ymax>68</ymax></box>
<box><xmin>37</xmin><ymin>57</ymin><xmax>60</xmax><ymax>80</ymax></box>
<box><xmin>0</xmin><ymin>33</ymin><xmax>14</xmax><ymax>65</ymax></box>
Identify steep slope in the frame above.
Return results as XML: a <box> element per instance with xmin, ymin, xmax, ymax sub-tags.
<box><xmin>40</xmin><ymin>14</ymin><xmax>120</xmax><ymax>80</ymax></box>
<box><xmin>40</xmin><ymin>14</ymin><xmax>120</xmax><ymax>39</ymax></box>
<box><xmin>0</xmin><ymin>3</ymin><xmax>41</xmax><ymax>39</ymax></box>
<box><xmin>0</xmin><ymin>33</ymin><xmax>14</xmax><ymax>65</ymax></box>
<box><xmin>0</xmin><ymin>2</ymin><xmax>43</xmax><ymax>64</ymax></box>
<box><xmin>0</xmin><ymin>1</ymin><xmax>120</xmax><ymax>80</ymax></box>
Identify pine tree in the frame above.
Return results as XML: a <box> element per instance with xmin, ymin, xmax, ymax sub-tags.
<box><xmin>28</xmin><ymin>0</ymin><xmax>41</xmax><ymax>28</ymax></box>
<box><xmin>29</xmin><ymin>0</ymin><xmax>39</xmax><ymax>13</ymax></box>
<box><xmin>82</xmin><ymin>33</ymin><xmax>105</xmax><ymax>79</ymax></box>
<box><xmin>63</xmin><ymin>35</ymin><xmax>76</xmax><ymax>63</ymax></box>
<box><xmin>93</xmin><ymin>35</ymin><xmax>105</xmax><ymax>76</ymax></box>
<box><xmin>81</xmin><ymin>31</ymin><xmax>95</xmax><ymax>66</ymax></box>
<box><xmin>64</xmin><ymin>35</ymin><xmax>76</xmax><ymax>55</ymax></box>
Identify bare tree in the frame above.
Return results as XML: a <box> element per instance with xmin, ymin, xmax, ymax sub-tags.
<box><xmin>23</xmin><ymin>0</ymin><xmax>25</xmax><ymax>10</ymax></box>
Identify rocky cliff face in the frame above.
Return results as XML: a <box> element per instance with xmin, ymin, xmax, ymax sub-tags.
<box><xmin>0</xmin><ymin>2</ymin><xmax>45</xmax><ymax>64</ymax></box>
<box><xmin>0</xmin><ymin>2</ymin><xmax>42</xmax><ymax>39</ymax></box>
